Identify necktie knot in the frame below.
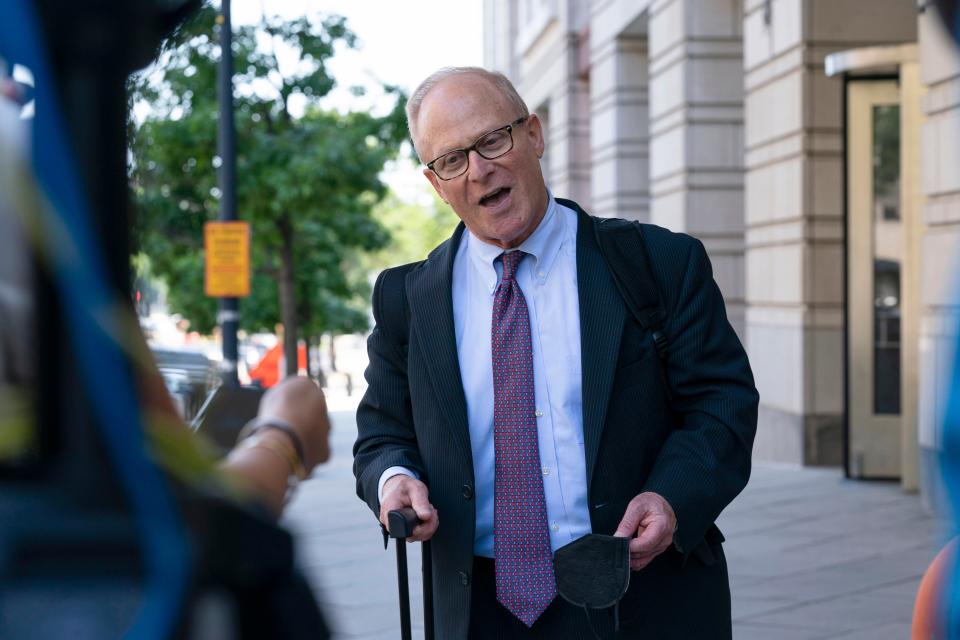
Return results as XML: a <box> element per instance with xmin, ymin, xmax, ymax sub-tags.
<box><xmin>499</xmin><ymin>250</ymin><xmax>526</xmax><ymax>282</ymax></box>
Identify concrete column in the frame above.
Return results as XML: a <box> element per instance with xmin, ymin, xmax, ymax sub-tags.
<box><xmin>918</xmin><ymin>6</ymin><xmax>960</xmax><ymax>510</ymax></box>
<box><xmin>510</xmin><ymin>4</ymin><xmax>591</xmax><ymax>206</ymax></box>
<box><xmin>589</xmin><ymin>3</ymin><xmax>650</xmax><ymax>220</ymax></box>
<box><xmin>648</xmin><ymin>0</ymin><xmax>747</xmax><ymax>338</ymax></box>
<box><xmin>484</xmin><ymin>0</ymin><xmax>519</xmax><ymax>81</ymax></box>
<box><xmin>743</xmin><ymin>0</ymin><xmax>917</xmax><ymax>465</ymax></box>
<box><xmin>544</xmin><ymin>56</ymin><xmax>593</xmax><ymax>206</ymax></box>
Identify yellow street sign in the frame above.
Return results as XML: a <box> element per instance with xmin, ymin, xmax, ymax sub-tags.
<box><xmin>204</xmin><ymin>221</ymin><xmax>250</xmax><ymax>298</ymax></box>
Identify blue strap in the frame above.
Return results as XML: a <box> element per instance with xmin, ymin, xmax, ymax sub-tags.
<box><xmin>943</xmin><ymin>329</ymin><xmax>960</xmax><ymax>638</ymax></box>
<box><xmin>0</xmin><ymin>4</ymin><xmax>190</xmax><ymax>639</ymax></box>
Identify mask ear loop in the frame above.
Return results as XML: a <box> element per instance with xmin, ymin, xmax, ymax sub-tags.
<box><xmin>581</xmin><ymin>604</ymin><xmax>602</xmax><ymax>640</ymax></box>
<box><xmin>580</xmin><ymin>603</ymin><xmax>621</xmax><ymax>640</ymax></box>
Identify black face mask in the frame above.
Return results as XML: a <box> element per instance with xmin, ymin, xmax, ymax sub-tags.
<box><xmin>553</xmin><ymin>534</ymin><xmax>630</xmax><ymax>639</ymax></box>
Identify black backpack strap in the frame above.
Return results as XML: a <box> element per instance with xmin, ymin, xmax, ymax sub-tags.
<box><xmin>592</xmin><ymin>217</ymin><xmax>669</xmax><ymax>362</ymax></box>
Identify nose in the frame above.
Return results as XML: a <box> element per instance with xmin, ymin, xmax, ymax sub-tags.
<box><xmin>466</xmin><ymin>149</ymin><xmax>494</xmax><ymax>181</ymax></box>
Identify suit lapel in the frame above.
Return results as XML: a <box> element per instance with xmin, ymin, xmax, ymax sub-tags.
<box><xmin>406</xmin><ymin>223</ymin><xmax>474</xmax><ymax>467</ymax></box>
<box><xmin>569</xmin><ymin>203</ymin><xmax>625</xmax><ymax>488</ymax></box>
<box><xmin>404</xmin><ymin>204</ymin><xmax>624</xmax><ymax>487</ymax></box>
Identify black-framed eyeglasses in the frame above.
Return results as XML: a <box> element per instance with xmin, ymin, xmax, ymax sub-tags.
<box><xmin>426</xmin><ymin>116</ymin><xmax>528</xmax><ymax>181</ymax></box>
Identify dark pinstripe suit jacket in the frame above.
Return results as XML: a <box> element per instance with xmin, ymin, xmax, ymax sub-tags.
<box><xmin>354</xmin><ymin>201</ymin><xmax>758</xmax><ymax>639</ymax></box>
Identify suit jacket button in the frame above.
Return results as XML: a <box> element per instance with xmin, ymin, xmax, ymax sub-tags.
<box><xmin>461</xmin><ymin>484</ymin><xmax>474</xmax><ymax>499</ymax></box>
<box><xmin>459</xmin><ymin>570</ymin><xmax>471</xmax><ymax>587</ymax></box>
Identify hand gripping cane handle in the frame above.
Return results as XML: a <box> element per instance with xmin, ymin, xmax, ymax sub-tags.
<box><xmin>387</xmin><ymin>508</ymin><xmax>434</xmax><ymax>640</ymax></box>
<box><xmin>388</xmin><ymin>507</ymin><xmax>420</xmax><ymax>539</ymax></box>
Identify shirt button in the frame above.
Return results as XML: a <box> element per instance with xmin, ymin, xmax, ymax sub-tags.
<box><xmin>542</xmin><ymin>466</ymin><xmax>550</xmax><ymax>476</ymax></box>
<box><xmin>461</xmin><ymin>484</ymin><xmax>474</xmax><ymax>500</ymax></box>
<box><xmin>459</xmin><ymin>570</ymin><xmax>471</xmax><ymax>587</ymax></box>
<box><xmin>538</xmin><ymin>271</ymin><xmax>545</xmax><ymax>278</ymax></box>
<box><xmin>535</xmin><ymin>409</ymin><xmax>543</xmax><ymax>418</ymax></box>
<box><xmin>551</xmin><ymin>523</ymin><xmax>559</xmax><ymax>532</ymax></box>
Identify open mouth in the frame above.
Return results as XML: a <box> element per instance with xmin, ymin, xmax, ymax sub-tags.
<box><xmin>479</xmin><ymin>187</ymin><xmax>511</xmax><ymax>208</ymax></box>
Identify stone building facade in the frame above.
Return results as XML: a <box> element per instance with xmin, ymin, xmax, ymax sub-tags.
<box><xmin>483</xmin><ymin>0</ymin><xmax>960</xmax><ymax>505</ymax></box>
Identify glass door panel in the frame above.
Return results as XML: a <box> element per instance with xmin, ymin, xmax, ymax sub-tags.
<box><xmin>847</xmin><ymin>79</ymin><xmax>901</xmax><ymax>478</ymax></box>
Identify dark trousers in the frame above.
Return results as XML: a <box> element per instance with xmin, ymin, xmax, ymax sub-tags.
<box><xmin>467</xmin><ymin>550</ymin><xmax>732</xmax><ymax>640</ymax></box>
<box><xmin>468</xmin><ymin>556</ymin><xmax>619</xmax><ymax>640</ymax></box>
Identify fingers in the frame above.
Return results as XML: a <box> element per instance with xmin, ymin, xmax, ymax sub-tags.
<box><xmin>613</xmin><ymin>501</ymin><xmax>642</xmax><ymax>538</ymax></box>
<box><xmin>379</xmin><ymin>476</ymin><xmax>439</xmax><ymax>542</ymax></box>
<box><xmin>410</xmin><ymin>506</ymin><xmax>439</xmax><ymax>542</ymax></box>
<box><xmin>628</xmin><ymin>519</ymin><xmax>666</xmax><ymax>554</ymax></box>
<box><xmin>616</xmin><ymin>492</ymin><xmax>678</xmax><ymax>572</ymax></box>
<box><xmin>628</xmin><ymin>519</ymin><xmax>671</xmax><ymax>570</ymax></box>
<box><xmin>629</xmin><ymin>553</ymin><xmax>658</xmax><ymax>572</ymax></box>
<box><xmin>259</xmin><ymin>376</ymin><xmax>331</xmax><ymax>469</ymax></box>
<box><xmin>614</xmin><ymin>493</ymin><xmax>657</xmax><ymax>539</ymax></box>
<box><xmin>407</xmin><ymin>482</ymin><xmax>434</xmax><ymax>520</ymax></box>
<box><xmin>378</xmin><ymin>476</ymin><xmax>415</xmax><ymax>526</ymax></box>
<box><xmin>405</xmin><ymin>479</ymin><xmax>439</xmax><ymax>541</ymax></box>
<box><xmin>313</xmin><ymin>414</ymin><xmax>331</xmax><ymax>465</ymax></box>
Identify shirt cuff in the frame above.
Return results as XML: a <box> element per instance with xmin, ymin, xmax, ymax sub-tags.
<box><xmin>378</xmin><ymin>466</ymin><xmax>418</xmax><ymax>503</ymax></box>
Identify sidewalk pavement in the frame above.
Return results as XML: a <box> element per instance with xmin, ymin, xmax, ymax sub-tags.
<box><xmin>284</xmin><ymin>408</ymin><xmax>945</xmax><ymax>639</ymax></box>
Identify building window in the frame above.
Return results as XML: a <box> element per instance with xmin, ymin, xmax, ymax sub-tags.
<box><xmin>516</xmin><ymin>0</ymin><xmax>557</xmax><ymax>55</ymax></box>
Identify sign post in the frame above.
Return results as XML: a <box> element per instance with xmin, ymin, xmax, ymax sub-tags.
<box><xmin>216</xmin><ymin>0</ymin><xmax>240</xmax><ymax>387</ymax></box>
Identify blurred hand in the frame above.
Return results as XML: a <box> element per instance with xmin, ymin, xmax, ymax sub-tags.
<box><xmin>613</xmin><ymin>492</ymin><xmax>677</xmax><ymax>571</ymax></box>
<box><xmin>258</xmin><ymin>376</ymin><xmax>331</xmax><ymax>470</ymax></box>
<box><xmin>379</xmin><ymin>475</ymin><xmax>439</xmax><ymax>542</ymax></box>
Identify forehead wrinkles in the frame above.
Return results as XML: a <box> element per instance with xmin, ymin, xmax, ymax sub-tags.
<box><xmin>418</xmin><ymin>76</ymin><xmax>510</xmax><ymax>160</ymax></box>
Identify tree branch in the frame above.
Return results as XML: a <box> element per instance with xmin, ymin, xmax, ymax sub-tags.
<box><xmin>260</xmin><ymin>16</ymin><xmax>292</xmax><ymax>123</ymax></box>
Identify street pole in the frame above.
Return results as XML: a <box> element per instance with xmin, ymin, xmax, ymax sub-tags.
<box><xmin>217</xmin><ymin>0</ymin><xmax>239</xmax><ymax>387</ymax></box>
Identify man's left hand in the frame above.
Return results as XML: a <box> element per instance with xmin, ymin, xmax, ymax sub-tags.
<box><xmin>613</xmin><ymin>492</ymin><xmax>677</xmax><ymax>571</ymax></box>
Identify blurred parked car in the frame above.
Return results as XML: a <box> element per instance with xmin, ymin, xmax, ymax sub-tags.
<box><xmin>150</xmin><ymin>347</ymin><xmax>219</xmax><ymax>421</ymax></box>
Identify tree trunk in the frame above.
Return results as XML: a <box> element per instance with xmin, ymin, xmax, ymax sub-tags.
<box><xmin>328</xmin><ymin>333</ymin><xmax>338</xmax><ymax>372</ymax></box>
<box><xmin>277</xmin><ymin>217</ymin><xmax>299</xmax><ymax>378</ymax></box>
<box><xmin>311</xmin><ymin>335</ymin><xmax>326</xmax><ymax>387</ymax></box>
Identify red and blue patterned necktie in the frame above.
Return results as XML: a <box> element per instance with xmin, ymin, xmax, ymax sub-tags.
<box><xmin>492</xmin><ymin>250</ymin><xmax>557</xmax><ymax>627</ymax></box>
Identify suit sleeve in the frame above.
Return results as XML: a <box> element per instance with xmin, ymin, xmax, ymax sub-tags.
<box><xmin>352</xmin><ymin>267</ymin><xmax>425</xmax><ymax>517</ymax></box>
<box><xmin>641</xmin><ymin>237</ymin><xmax>759</xmax><ymax>555</ymax></box>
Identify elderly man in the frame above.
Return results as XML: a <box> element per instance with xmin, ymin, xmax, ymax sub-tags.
<box><xmin>353</xmin><ymin>67</ymin><xmax>758</xmax><ymax>639</ymax></box>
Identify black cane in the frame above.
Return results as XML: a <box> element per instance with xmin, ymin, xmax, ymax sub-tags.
<box><xmin>420</xmin><ymin>540</ymin><xmax>433</xmax><ymax>640</ymax></box>
<box><xmin>388</xmin><ymin>508</ymin><xmax>416</xmax><ymax>640</ymax></box>
<box><xmin>388</xmin><ymin>508</ymin><xmax>435</xmax><ymax>640</ymax></box>
<box><xmin>422</xmin><ymin>538</ymin><xmax>433</xmax><ymax>640</ymax></box>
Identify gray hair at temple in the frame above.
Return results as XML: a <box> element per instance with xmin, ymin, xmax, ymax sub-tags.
<box><xmin>406</xmin><ymin>66</ymin><xmax>530</xmax><ymax>162</ymax></box>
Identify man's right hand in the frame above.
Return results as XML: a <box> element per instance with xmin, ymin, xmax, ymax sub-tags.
<box><xmin>379</xmin><ymin>475</ymin><xmax>439</xmax><ymax>542</ymax></box>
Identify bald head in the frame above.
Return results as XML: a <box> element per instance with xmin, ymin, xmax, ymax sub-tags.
<box><xmin>406</xmin><ymin>67</ymin><xmax>530</xmax><ymax>162</ymax></box>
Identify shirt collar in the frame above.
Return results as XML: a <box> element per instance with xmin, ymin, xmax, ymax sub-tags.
<box><xmin>465</xmin><ymin>191</ymin><xmax>566</xmax><ymax>294</ymax></box>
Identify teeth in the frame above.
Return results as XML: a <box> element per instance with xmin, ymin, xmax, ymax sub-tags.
<box><xmin>481</xmin><ymin>187</ymin><xmax>506</xmax><ymax>204</ymax></box>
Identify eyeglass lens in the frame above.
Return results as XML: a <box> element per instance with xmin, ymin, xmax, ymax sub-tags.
<box><xmin>434</xmin><ymin>127</ymin><xmax>513</xmax><ymax>179</ymax></box>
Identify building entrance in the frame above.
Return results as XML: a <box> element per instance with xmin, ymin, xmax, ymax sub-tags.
<box><xmin>829</xmin><ymin>45</ymin><xmax>925</xmax><ymax>487</ymax></box>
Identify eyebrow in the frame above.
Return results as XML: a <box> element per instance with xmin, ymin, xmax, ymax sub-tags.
<box><xmin>436</xmin><ymin>122</ymin><xmax>502</xmax><ymax>158</ymax></box>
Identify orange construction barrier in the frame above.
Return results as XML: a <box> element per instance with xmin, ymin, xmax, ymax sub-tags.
<box><xmin>248</xmin><ymin>343</ymin><xmax>281</xmax><ymax>389</ymax></box>
<box><xmin>248</xmin><ymin>341</ymin><xmax>308</xmax><ymax>389</ymax></box>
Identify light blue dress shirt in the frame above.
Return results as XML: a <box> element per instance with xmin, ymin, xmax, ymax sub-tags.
<box><xmin>379</xmin><ymin>195</ymin><xmax>592</xmax><ymax>557</ymax></box>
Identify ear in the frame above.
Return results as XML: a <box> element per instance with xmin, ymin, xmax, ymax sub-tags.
<box><xmin>423</xmin><ymin>167</ymin><xmax>449</xmax><ymax>204</ymax></box>
<box><xmin>524</xmin><ymin>113</ymin><xmax>545</xmax><ymax>159</ymax></box>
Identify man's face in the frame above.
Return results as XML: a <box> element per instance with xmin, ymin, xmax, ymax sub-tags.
<box><xmin>416</xmin><ymin>74</ymin><xmax>548</xmax><ymax>250</ymax></box>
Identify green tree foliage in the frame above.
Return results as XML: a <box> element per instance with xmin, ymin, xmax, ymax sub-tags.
<box><xmin>130</xmin><ymin>4</ymin><xmax>407</xmax><ymax>374</ymax></box>
<box><xmin>366</xmin><ymin>191</ymin><xmax>460</xmax><ymax>271</ymax></box>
